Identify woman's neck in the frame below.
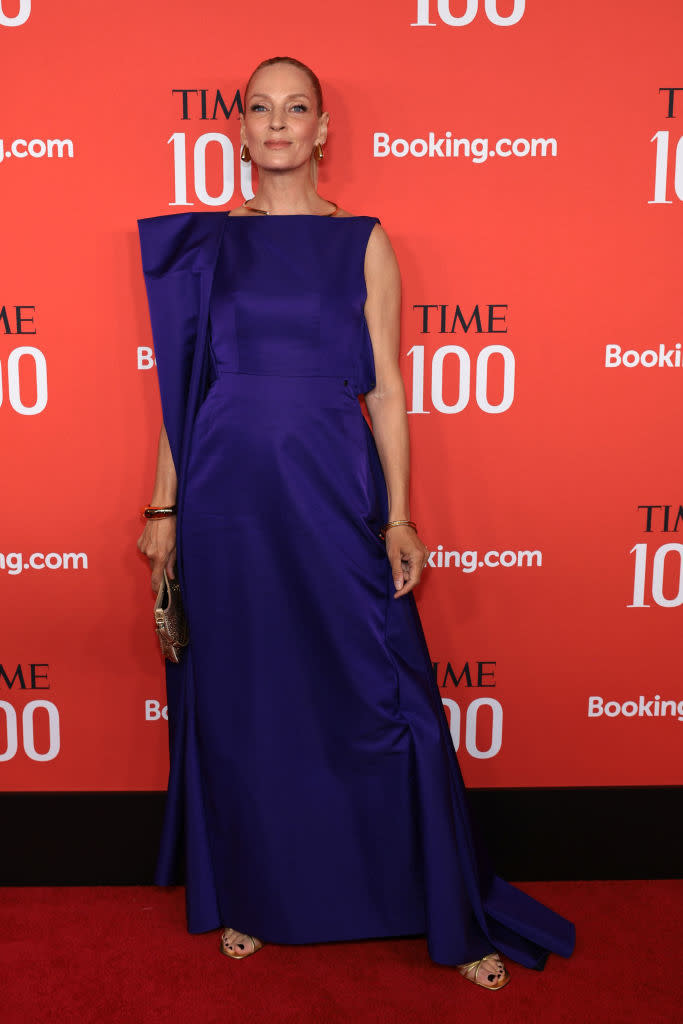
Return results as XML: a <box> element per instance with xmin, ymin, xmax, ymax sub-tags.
<box><xmin>247</xmin><ymin>165</ymin><xmax>327</xmax><ymax>215</ymax></box>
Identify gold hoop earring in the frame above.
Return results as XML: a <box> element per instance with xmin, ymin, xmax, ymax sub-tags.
<box><xmin>314</xmin><ymin>143</ymin><xmax>324</xmax><ymax>161</ymax></box>
<box><xmin>240</xmin><ymin>144</ymin><xmax>251</xmax><ymax>162</ymax></box>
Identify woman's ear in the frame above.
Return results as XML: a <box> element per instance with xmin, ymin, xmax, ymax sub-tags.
<box><xmin>318</xmin><ymin>110</ymin><xmax>330</xmax><ymax>147</ymax></box>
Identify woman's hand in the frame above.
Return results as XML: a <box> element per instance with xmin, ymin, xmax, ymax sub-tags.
<box><xmin>385</xmin><ymin>526</ymin><xmax>430</xmax><ymax>598</ymax></box>
<box><xmin>137</xmin><ymin>517</ymin><xmax>177</xmax><ymax>593</ymax></box>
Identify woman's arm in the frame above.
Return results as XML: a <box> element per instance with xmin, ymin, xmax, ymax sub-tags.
<box><xmin>363</xmin><ymin>225</ymin><xmax>429</xmax><ymax>597</ymax></box>
<box><xmin>136</xmin><ymin>422</ymin><xmax>178</xmax><ymax>592</ymax></box>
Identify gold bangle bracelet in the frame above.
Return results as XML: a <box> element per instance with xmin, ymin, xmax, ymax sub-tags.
<box><xmin>142</xmin><ymin>504</ymin><xmax>177</xmax><ymax>519</ymax></box>
<box><xmin>379</xmin><ymin>520</ymin><xmax>417</xmax><ymax>541</ymax></box>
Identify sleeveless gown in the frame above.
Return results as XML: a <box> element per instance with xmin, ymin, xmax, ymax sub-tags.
<box><xmin>137</xmin><ymin>210</ymin><xmax>575</xmax><ymax>969</ymax></box>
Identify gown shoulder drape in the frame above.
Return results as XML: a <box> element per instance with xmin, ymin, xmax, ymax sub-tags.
<box><xmin>137</xmin><ymin>210</ymin><xmax>575</xmax><ymax>969</ymax></box>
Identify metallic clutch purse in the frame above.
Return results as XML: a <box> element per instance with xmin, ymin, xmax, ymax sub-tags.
<box><xmin>153</xmin><ymin>569</ymin><xmax>189</xmax><ymax>663</ymax></box>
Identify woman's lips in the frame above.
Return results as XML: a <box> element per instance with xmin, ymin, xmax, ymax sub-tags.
<box><xmin>264</xmin><ymin>141</ymin><xmax>292</xmax><ymax>149</ymax></box>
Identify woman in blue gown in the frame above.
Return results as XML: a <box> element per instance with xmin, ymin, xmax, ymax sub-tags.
<box><xmin>137</xmin><ymin>56</ymin><xmax>575</xmax><ymax>989</ymax></box>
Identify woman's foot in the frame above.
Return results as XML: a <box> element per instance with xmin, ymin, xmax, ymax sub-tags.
<box><xmin>456</xmin><ymin>951</ymin><xmax>510</xmax><ymax>990</ymax></box>
<box><xmin>220</xmin><ymin>927</ymin><xmax>264</xmax><ymax>959</ymax></box>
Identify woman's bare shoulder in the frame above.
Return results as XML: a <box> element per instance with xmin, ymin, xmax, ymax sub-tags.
<box><xmin>365</xmin><ymin>220</ymin><xmax>395</xmax><ymax>255</ymax></box>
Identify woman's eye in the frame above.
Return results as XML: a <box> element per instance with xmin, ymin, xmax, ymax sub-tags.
<box><xmin>250</xmin><ymin>103</ymin><xmax>268</xmax><ymax>112</ymax></box>
<box><xmin>291</xmin><ymin>104</ymin><xmax>308</xmax><ymax>113</ymax></box>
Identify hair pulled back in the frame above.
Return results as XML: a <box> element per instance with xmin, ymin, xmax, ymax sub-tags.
<box><xmin>244</xmin><ymin>56</ymin><xmax>324</xmax><ymax>116</ymax></box>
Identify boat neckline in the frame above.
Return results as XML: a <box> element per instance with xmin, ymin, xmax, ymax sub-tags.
<box><xmin>225</xmin><ymin>211</ymin><xmax>372</xmax><ymax>220</ymax></box>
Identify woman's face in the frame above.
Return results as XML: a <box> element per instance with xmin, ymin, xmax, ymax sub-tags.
<box><xmin>241</xmin><ymin>63</ymin><xmax>328</xmax><ymax>173</ymax></box>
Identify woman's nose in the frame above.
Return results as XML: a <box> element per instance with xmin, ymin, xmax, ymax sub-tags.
<box><xmin>269</xmin><ymin>108</ymin><xmax>286</xmax><ymax>130</ymax></box>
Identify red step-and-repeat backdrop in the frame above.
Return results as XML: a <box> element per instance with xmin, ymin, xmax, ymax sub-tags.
<box><xmin>2</xmin><ymin>1</ymin><xmax>681</xmax><ymax>792</ymax></box>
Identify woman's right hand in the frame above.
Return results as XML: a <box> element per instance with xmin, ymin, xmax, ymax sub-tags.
<box><xmin>137</xmin><ymin>517</ymin><xmax>177</xmax><ymax>593</ymax></box>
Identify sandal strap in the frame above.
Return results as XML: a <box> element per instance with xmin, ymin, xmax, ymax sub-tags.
<box><xmin>459</xmin><ymin>951</ymin><xmax>503</xmax><ymax>983</ymax></box>
<box><xmin>221</xmin><ymin>928</ymin><xmax>258</xmax><ymax>954</ymax></box>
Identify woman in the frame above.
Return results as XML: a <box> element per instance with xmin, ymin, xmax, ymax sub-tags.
<box><xmin>137</xmin><ymin>56</ymin><xmax>574</xmax><ymax>989</ymax></box>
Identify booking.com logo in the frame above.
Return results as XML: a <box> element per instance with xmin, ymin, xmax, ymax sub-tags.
<box><xmin>0</xmin><ymin>138</ymin><xmax>74</xmax><ymax>164</ymax></box>
<box><xmin>373</xmin><ymin>132</ymin><xmax>557</xmax><ymax>164</ymax></box>
<box><xmin>0</xmin><ymin>552</ymin><xmax>88</xmax><ymax>574</ymax></box>
<box><xmin>427</xmin><ymin>547</ymin><xmax>542</xmax><ymax>571</ymax></box>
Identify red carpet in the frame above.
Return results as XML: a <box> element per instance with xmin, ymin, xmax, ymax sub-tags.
<box><xmin>2</xmin><ymin>880</ymin><xmax>681</xmax><ymax>1023</ymax></box>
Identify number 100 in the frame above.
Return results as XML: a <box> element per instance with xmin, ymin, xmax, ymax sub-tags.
<box><xmin>168</xmin><ymin>132</ymin><xmax>254</xmax><ymax>207</ymax></box>
<box><xmin>630</xmin><ymin>543</ymin><xmax>683</xmax><ymax>607</ymax></box>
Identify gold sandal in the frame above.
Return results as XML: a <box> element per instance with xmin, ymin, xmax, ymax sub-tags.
<box><xmin>219</xmin><ymin>927</ymin><xmax>264</xmax><ymax>960</ymax></box>
<box><xmin>456</xmin><ymin>951</ymin><xmax>510</xmax><ymax>990</ymax></box>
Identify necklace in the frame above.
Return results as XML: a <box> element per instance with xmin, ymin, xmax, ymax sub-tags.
<box><xmin>242</xmin><ymin>200</ymin><xmax>338</xmax><ymax>217</ymax></box>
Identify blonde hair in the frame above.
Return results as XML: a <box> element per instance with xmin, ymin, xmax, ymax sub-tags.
<box><xmin>244</xmin><ymin>56</ymin><xmax>323</xmax><ymax>114</ymax></box>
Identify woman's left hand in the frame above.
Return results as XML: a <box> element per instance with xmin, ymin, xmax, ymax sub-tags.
<box><xmin>385</xmin><ymin>526</ymin><xmax>430</xmax><ymax>598</ymax></box>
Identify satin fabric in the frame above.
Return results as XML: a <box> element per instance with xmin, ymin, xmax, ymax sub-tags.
<box><xmin>137</xmin><ymin>211</ymin><xmax>575</xmax><ymax>968</ymax></box>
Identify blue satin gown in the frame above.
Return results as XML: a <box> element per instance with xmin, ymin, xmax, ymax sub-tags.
<box><xmin>137</xmin><ymin>210</ymin><xmax>575</xmax><ymax>969</ymax></box>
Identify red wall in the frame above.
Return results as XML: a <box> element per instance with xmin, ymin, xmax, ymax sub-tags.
<box><xmin>2</xmin><ymin>0</ymin><xmax>682</xmax><ymax>791</ymax></box>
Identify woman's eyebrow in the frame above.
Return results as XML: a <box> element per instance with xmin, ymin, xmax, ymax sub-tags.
<box><xmin>248</xmin><ymin>92</ymin><xmax>311</xmax><ymax>100</ymax></box>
